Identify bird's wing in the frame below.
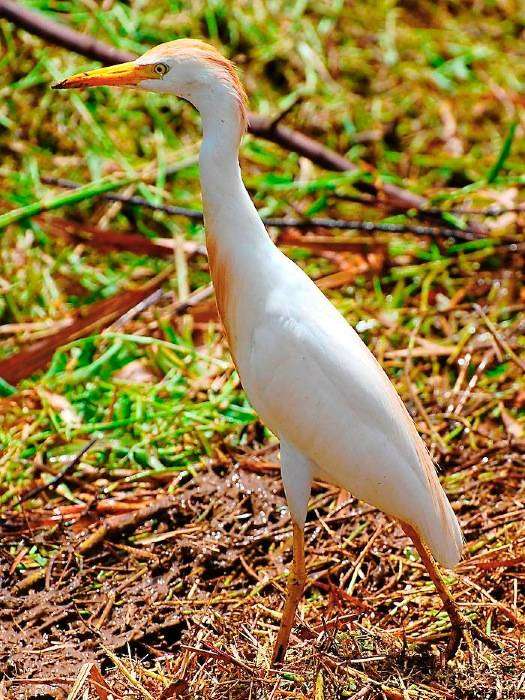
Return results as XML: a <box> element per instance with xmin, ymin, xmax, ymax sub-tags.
<box><xmin>245</xmin><ymin>269</ymin><xmax>462</xmax><ymax>567</ymax></box>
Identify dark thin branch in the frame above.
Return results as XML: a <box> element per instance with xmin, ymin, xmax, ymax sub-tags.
<box><xmin>0</xmin><ymin>0</ymin><xmax>129</xmax><ymax>65</ymax></box>
<box><xmin>0</xmin><ymin>0</ymin><xmax>468</xmax><ymax>221</ymax></box>
<box><xmin>249</xmin><ymin>112</ymin><xmax>433</xmax><ymax>213</ymax></box>
<box><xmin>414</xmin><ymin>204</ymin><xmax>525</xmax><ymax>217</ymax></box>
<box><xmin>17</xmin><ymin>438</ymin><xmax>98</xmax><ymax>504</ymax></box>
<box><xmin>40</xmin><ymin>176</ymin><xmax>482</xmax><ymax>240</ymax></box>
<box><xmin>42</xmin><ymin>176</ymin><xmax>204</xmax><ymax>220</ymax></box>
<box><xmin>266</xmin><ymin>217</ymin><xmax>479</xmax><ymax>240</ymax></box>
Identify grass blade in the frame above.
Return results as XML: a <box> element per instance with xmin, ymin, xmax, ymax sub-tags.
<box><xmin>487</xmin><ymin>121</ymin><xmax>517</xmax><ymax>183</ymax></box>
<box><xmin>0</xmin><ymin>177</ymin><xmax>133</xmax><ymax>231</ymax></box>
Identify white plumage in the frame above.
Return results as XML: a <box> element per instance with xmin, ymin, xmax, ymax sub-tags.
<box><xmin>55</xmin><ymin>39</ymin><xmax>490</xmax><ymax>663</ymax></box>
<box><xmin>233</xmin><ymin>248</ymin><xmax>463</xmax><ymax>569</ymax></box>
<box><xmin>197</xmin><ymin>100</ymin><xmax>462</xmax><ymax>569</ymax></box>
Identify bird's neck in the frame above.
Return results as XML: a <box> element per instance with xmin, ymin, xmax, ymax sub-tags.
<box><xmin>195</xmin><ymin>91</ymin><xmax>273</xmax><ymax>344</ymax></box>
<box><xmin>197</xmin><ymin>95</ymin><xmax>270</xmax><ymax>256</ymax></box>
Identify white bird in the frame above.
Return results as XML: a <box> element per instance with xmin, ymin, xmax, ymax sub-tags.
<box><xmin>54</xmin><ymin>40</ymin><xmax>493</xmax><ymax>663</ymax></box>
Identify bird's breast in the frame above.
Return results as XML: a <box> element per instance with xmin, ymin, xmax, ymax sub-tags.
<box><xmin>205</xmin><ymin>234</ymin><xmax>256</xmax><ymax>371</ymax></box>
<box><xmin>207</xmin><ymin>236</ymin><xmax>232</xmax><ymax>333</ymax></box>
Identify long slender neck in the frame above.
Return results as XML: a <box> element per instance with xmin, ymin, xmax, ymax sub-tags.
<box><xmin>191</xmin><ymin>87</ymin><xmax>274</xmax><ymax>346</ymax></box>
<box><xmin>196</xmin><ymin>90</ymin><xmax>270</xmax><ymax>255</ymax></box>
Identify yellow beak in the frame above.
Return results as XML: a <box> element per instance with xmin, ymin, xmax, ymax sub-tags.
<box><xmin>53</xmin><ymin>61</ymin><xmax>157</xmax><ymax>89</ymax></box>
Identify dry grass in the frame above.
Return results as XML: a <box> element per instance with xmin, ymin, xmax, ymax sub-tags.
<box><xmin>0</xmin><ymin>1</ymin><xmax>524</xmax><ymax>698</ymax></box>
<box><xmin>1</xmin><ymin>291</ymin><xmax>523</xmax><ymax>698</ymax></box>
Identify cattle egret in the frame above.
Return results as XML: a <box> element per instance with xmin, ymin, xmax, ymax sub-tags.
<box><xmin>54</xmin><ymin>40</ymin><xmax>493</xmax><ymax>663</ymax></box>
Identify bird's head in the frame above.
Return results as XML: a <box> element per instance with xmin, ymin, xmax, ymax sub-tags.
<box><xmin>53</xmin><ymin>39</ymin><xmax>248</xmax><ymax>131</ymax></box>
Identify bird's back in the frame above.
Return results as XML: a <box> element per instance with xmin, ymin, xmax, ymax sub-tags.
<box><xmin>229</xmin><ymin>248</ymin><xmax>463</xmax><ymax>569</ymax></box>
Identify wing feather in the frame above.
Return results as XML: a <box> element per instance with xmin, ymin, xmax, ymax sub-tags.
<box><xmin>244</xmin><ymin>269</ymin><xmax>462</xmax><ymax>567</ymax></box>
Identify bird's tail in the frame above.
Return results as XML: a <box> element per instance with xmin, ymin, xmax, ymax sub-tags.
<box><xmin>414</xmin><ymin>440</ymin><xmax>464</xmax><ymax>569</ymax></box>
<box><xmin>391</xmin><ymin>390</ymin><xmax>464</xmax><ymax>570</ymax></box>
<box><xmin>421</xmin><ymin>490</ymin><xmax>464</xmax><ymax>569</ymax></box>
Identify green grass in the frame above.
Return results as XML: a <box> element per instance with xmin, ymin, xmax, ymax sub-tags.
<box><xmin>0</xmin><ymin>4</ymin><xmax>524</xmax><ymax>695</ymax></box>
<box><xmin>0</xmin><ymin>0</ymin><xmax>524</xmax><ymax>498</ymax></box>
<box><xmin>1</xmin><ymin>327</ymin><xmax>259</xmax><ymax>501</ymax></box>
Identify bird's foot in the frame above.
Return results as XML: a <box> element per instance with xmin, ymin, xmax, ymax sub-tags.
<box><xmin>271</xmin><ymin>640</ymin><xmax>286</xmax><ymax>667</ymax></box>
<box><xmin>444</xmin><ymin>605</ymin><xmax>500</xmax><ymax>661</ymax></box>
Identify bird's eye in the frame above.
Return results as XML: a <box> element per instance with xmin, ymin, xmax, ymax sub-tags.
<box><xmin>154</xmin><ymin>63</ymin><xmax>169</xmax><ymax>77</ymax></box>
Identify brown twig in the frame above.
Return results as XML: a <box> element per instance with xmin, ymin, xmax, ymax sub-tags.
<box><xmin>78</xmin><ymin>496</ymin><xmax>176</xmax><ymax>554</ymax></box>
<box><xmin>0</xmin><ymin>0</ymin><xmax>129</xmax><ymax>64</ymax></box>
<box><xmin>17</xmin><ymin>438</ymin><xmax>98</xmax><ymax>505</ymax></box>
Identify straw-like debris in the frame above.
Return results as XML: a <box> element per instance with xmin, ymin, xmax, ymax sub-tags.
<box><xmin>1</xmin><ymin>1</ymin><xmax>524</xmax><ymax>697</ymax></box>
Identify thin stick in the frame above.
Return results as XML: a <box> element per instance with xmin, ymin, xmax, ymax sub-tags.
<box><xmin>40</xmin><ymin>176</ymin><xmax>482</xmax><ymax>240</ymax></box>
<box><xmin>41</xmin><ymin>176</ymin><xmax>205</xmax><ymax>220</ymax></box>
<box><xmin>17</xmin><ymin>438</ymin><xmax>97</xmax><ymax>504</ymax></box>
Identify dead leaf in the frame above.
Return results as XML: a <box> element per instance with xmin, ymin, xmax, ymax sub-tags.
<box><xmin>39</xmin><ymin>389</ymin><xmax>81</xmax><ymax>427</ymax></box>
<box><xmin>89</xmin><ymin>664</ymin><xmax>117</xmax><ymax>700</ymax></box>
<box><xmin>499</xmin><ymin>402</ymin><xmax>524</xmax><ymax>438</ymax></box>
<box><xmin>113</xmin><ymin>359</ymin><xmax>158</xmax><ymax>384</ymax></box>
<box><xmin>160</xmin><ymin>680</ymin><xmax>189</xmax><ymax>699</ymax></box>
<box><xmin>514</xmin><ymin>390</ymin><xmax>525</xmax><ymax>409</ymax></box>
<box><xmin>0</xmin><ymin>275</ymin><xmax>170</xmax><ymax>385</ymax></box>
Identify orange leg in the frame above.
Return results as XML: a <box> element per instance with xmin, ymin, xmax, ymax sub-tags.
<box><xmin>272</xmin><ymin>522</ymin><xmax>306</xmax><ymax>664</ymax></box>
<box><xmin>402</xmin><ymin>523</ymin><xmax>498</xmax><ymax>658</ymax></box>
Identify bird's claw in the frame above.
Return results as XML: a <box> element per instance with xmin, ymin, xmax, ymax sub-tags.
<box><xmin>445</xmin><ymin>609</ymin><xmax>500</xmax><ymax>661</ymax></box>
<box><xmin>271</xmin><ymin>643</ymin><xmax>286</xmax><ymax>667</ymax></box>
